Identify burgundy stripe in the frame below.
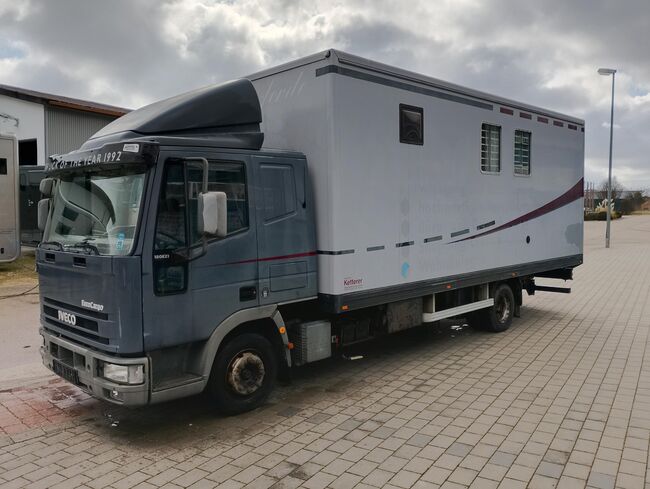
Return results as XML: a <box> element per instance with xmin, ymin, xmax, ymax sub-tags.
<box><xmin>225</xmin><ymin>251</ymin><xmax>317</xmax><ymax>266</ymax></box>
<box><xmin>520</xmin><ymin>112</ymin><xmax>532</xmax><ymax>120</ymax></box>
<box><xmin>553</xmin><ymin>120</ymin><xmax>564</xmax><ymax>127</ymax></box>
<box><xmin>537</xmin><ymin>116</ymin><xmax>549</xmax><ymax>124</ymax></box>
<box><xmin>500</xmin><ymin>107</ymin><xmax>514</xmax><ymax>115</ymax></box>
<box><xmin>452</xmin><ymin>178</ymin><xmax>584</xmax><ymax>243</ymax></box>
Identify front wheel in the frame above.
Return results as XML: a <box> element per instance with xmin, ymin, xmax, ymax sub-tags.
<box><xmin>208</xmin><ymin>333</ymin><xmax>277</xmax><ymax>415</ymax></box>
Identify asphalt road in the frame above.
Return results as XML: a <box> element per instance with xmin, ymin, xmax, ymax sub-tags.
<box><xmin>0</xmin><ymin>253</ymin><xmax>44</xmax><ymax>387</ymax></box>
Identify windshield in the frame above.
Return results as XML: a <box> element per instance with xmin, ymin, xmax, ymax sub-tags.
<box><xmin>42</xmin><ymin>168</ymin><xmax>147</xmax><ymax>256</ymax></box>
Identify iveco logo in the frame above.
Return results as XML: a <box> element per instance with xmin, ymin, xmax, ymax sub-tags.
<box><xmin>57</xmin><ymin>310</ymin><xmax>77</xmax><ymax>326</ymax></box>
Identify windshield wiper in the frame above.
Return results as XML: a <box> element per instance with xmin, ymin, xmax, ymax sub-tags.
<box><xmin>39</xmin><ymin>241</ymin><xmax>64</xmax><ymax>251</ymax></box>
<box><xmin>67</xmin><ymin>242</ymin><xmax>100</xmax><ymax>255</ymax></box>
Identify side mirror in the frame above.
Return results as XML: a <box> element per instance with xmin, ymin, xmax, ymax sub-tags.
<box><xmin>37</xmin><ymin>199</ymin><xmax>50</xmax><ymax>231</ymax></box>
<box><xmin>40</xmin><ymin>178</ymin><xmax>54</xmax><ymax>197</ymax></box>
<box><xmin>198</xmin><ymin>191</ymin><xmax>227</xmax><ymax>238</ymax></box>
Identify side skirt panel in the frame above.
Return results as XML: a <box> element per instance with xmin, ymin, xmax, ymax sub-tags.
<box><xmin>319</xmin><ymin>254</ymin><xmax>582</xmax><ymax>313</ymax></box>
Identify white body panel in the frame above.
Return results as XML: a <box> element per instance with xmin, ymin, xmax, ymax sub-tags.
<box><xmin>0</xmin><ymin>134</ymin><xmax>20</xmax><ymax>262</ymax></box>
<box><xmin>250</xmin><ymin>50</ymin><xmax>584</xmax><ymax>298</ymax></box>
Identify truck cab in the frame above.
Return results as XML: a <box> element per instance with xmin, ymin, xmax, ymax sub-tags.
<box><xmin>38</xmin><ymin>79</ymin><xmax>317</xmax><ymax>413</ymax></box>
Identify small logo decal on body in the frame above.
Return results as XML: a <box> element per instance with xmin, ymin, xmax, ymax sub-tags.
<box><xmin>401</xmin><ymin>262</ymin><xmax>410</xmax><ymax>278</ymax></box>
<box><xmin>344</xmin><ymin>277</ymin><xmax>363</xmax><ymax>291</ymax></box>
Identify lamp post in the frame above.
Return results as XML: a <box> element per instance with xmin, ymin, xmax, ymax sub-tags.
<box><xmin>598</xmin><ymin>67</ymin><xmax>616</xmax><ymax>248</ymax></box>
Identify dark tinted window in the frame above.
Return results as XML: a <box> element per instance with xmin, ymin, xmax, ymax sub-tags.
<box><xmin>155</xmin><ymin>162</ymin><xmax>187</xmax><ymax>250</ymax></box>
<box><xmin>0</xmin><ymin>158</ymin><xmax>6</xmax><ymax>175</ymax></box>
<box><xmin>399</xmin><ymin>104</ymin><xmax>424</xmax><ymax>145</ymax></box>
<box><xmin>261</xmin><ymin>164</ymin><xmax>296</xmax><ymax>222</ymax></box>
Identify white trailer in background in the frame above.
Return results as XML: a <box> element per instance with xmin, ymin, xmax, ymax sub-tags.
<box><xmin>0</xmin><ymin>134</ymin><xmax>20</xmax><ymax>263</ymax></box>
<box><xmin>249</xmin><ymin>49</ymin><xmax>584</xmax><ymax>318</ymax></box>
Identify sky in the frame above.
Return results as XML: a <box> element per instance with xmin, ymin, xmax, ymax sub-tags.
<box><xmin>1</xmin><ymin>0</ymin><xmax>649</xmax><ymax>190</ymax></box>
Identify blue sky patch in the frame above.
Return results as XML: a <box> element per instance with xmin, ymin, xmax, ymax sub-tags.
<box><xmin>0</xmin><ymin>39</ymin><xmax>26</xmax><ymax>60</ymax></box>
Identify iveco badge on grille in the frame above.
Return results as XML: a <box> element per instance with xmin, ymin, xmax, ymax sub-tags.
<box><xmin>57</xmin><ymin>310</ymin><xmax>77</xmax><ymax>326</ymax></box>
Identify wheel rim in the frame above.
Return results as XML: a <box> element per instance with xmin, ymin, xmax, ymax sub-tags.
<box><xmin>226</xmin><ymin>351</ymin><xmax>266</xmax><ymax>396</ymax></box>
<box><xmin>495</xmin><ymin>294</ymin><xmax>511</xmax><ymax>324</ymax></box>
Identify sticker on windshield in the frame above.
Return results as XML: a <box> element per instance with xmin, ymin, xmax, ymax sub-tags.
<box><xmin>123</xmin><ymin>143</ymin><xmax>140</xmax><ymax>153</ymax></box>
<box><xmin>116</xmin><ymin>232</ymin><xmax>125</xmax><ymax>251</ymax></box>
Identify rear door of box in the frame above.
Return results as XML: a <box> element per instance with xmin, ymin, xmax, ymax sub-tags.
<box><xmin>0</xmin><ymin>136</ymin><xmax>19</xmax><ymax>262</ymax></box>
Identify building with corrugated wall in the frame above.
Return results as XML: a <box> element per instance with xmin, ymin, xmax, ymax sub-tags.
<box><xmin>0</xmin><ymin>84</ymin><xmax>129</xmax><ymax>166</ymax></box>
<box><xmin>0</xmin><ymin>85</ymin><xmax>129</xmax><ymax>244</ymax></box>
<box><xmin>46</xmin><ymin>106</ymin><xmax>118</xmax><ymax>157</ymax></box>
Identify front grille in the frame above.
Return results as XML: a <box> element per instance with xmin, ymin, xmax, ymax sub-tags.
<box><xmin>43</xmin><ymin>305</ymin><xmax>99</xmax><ymax>332</ymax></box>
<box><xmin>44</xmin><ymin>320</ymin><xmax>110</xmax><ymax>344</ymax></box>
<box><xmin>42</xmin><ymin>297</ymin><xmax>110</xmax><ymax>345</ymax></box>
<box><xmin>43</xmin><ymin>297</ymin><xmax>108</xmax><ymax>320</ymax></box>
<box><xmin>48</xmin><ymin>343</ymin><xmax>86</xmax><ymax>388</ymax></box>
<box><xmin>50</xmin><ymin>342</ymin><xmax>85</xmax><ymax>369</ymax></box>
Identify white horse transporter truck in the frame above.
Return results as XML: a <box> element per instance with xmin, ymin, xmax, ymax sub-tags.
<box><xmin>37</xmin><ymin>50</ymin><xmax>583</xmax><ymax>414</ymax></box>
<box><xmin>0</xmin><ymin>134</ymin><xmax>20</xmax><ymax>263</ymax></box>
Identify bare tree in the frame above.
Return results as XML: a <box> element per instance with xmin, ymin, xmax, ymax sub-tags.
<box><xmin>597</xmin><ymin>176</ymin><xmax>624</xmax><ymax>202</ymax></box>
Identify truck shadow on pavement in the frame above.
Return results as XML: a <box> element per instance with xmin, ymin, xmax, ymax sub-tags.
<box><xmin>80</xmin><ymin>317</ymin><xmax>489</xmax><ymax>447</ymax></box>
<box><xmin>5</xmin><ymin>308</ymin><xmax>556</xmax><ymax>448</ymax></box>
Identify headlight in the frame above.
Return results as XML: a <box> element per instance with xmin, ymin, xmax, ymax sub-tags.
<box><xmin>101</xmin><ymin>363</ymin><xmax>144</xmax><ymax>385</ymax></box>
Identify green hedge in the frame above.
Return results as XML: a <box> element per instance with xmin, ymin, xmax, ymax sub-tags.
<box><xmin>584</xmin><ymin>211</ymin><xmax>621</xmax><ymax>221</ymax></box>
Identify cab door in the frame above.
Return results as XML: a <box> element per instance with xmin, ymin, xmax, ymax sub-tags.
<box><xmin>142</xmin><ymin>151</ymin><xmax>258</xmax><ymax>353</ymax></box>
<box><xmin>252</xmin><ymin>155</ymin><xmax>317</xmax><ymax>305</ymax></box>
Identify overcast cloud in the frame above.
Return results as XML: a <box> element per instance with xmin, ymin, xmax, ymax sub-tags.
<box><xmin>1</xmin><ymin>0</ymin><xmax>649</xmax><ymax>188</ymax></box>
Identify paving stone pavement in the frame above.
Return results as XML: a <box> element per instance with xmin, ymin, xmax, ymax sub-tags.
<box><xmin>1</xmin><ymin>216</ymin><xmax>650</xmax><ymax>489</ymax></box>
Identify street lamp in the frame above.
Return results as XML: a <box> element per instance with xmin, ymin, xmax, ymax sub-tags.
<box><xmin>598</xmin><ymin>67</ymin><xmax>616</xmax><ymax>248</ymax></box>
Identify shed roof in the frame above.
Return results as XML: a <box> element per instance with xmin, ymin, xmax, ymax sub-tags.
<box><xmin>0</xmin><ymin>84</ymin><xmax>130</xmax><ymax>117</ymax></box>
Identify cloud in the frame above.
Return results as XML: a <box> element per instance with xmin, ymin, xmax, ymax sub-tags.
<box><xmin>1</xmin><ymin>0</ymin><xmax>649</xmax><ymax>188</ymax></box>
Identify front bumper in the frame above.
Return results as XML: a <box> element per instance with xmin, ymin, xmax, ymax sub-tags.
<box><xmin>40</xmin><ymin>328</ymin><xmax>150</xmax><ymax>406</ymax></box>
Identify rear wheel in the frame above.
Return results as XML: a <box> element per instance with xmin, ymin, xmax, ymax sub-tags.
<box><xmin>208</xmin><ymin>333</ymin><xmax>277</xmax><ymax>415</ymax></box>
<box><xmin>469</xmin><ymin>283</ymin><xmax>515</xmax><ymax>332</ymax></box>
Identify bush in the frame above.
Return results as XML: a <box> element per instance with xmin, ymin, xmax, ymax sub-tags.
<box><xmin>584</xmin><ymin>211</ymin><xmax>621</xmax><ymax>221</ymax></box>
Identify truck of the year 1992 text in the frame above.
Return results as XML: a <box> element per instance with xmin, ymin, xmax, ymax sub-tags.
<box><xmin>36</xmin><ymin>50</ymin><xmax>584</xmax><ymax>414</ymax></box>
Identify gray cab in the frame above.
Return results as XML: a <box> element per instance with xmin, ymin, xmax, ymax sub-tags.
<box><xmin>38</xmin><ymin>80</ymin><xmax>316</xmax><ymax>412</ymax></box>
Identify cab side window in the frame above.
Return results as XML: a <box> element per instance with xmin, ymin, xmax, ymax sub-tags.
<box><xmin>261</xmin><ymin>164</ymin><xmax>296</xmax><ymax>222</ymax></box>
<box><xmin>187</xmin><ymin>161</ymin><xmax>248</xmax><ymax>244</ymax></box>
<box><xmin>154</xmin><ymin>162</ymin><xmax>187</xmax><ymax>251</ymax></box>
<box><xmin>153</xmin><ymin>161</ymin><xmax>188</xmax><ymax>295</ymax></box>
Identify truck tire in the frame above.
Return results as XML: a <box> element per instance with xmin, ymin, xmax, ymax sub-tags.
<box><xmin>484</xmin><ymin>283</ymin><xmax>515</xmax><ymax>332</ymax></box>
<box><xmin>208</xmin><ymin>333</ymin><xmax>277</xmax><ymax>415</ymax></box>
